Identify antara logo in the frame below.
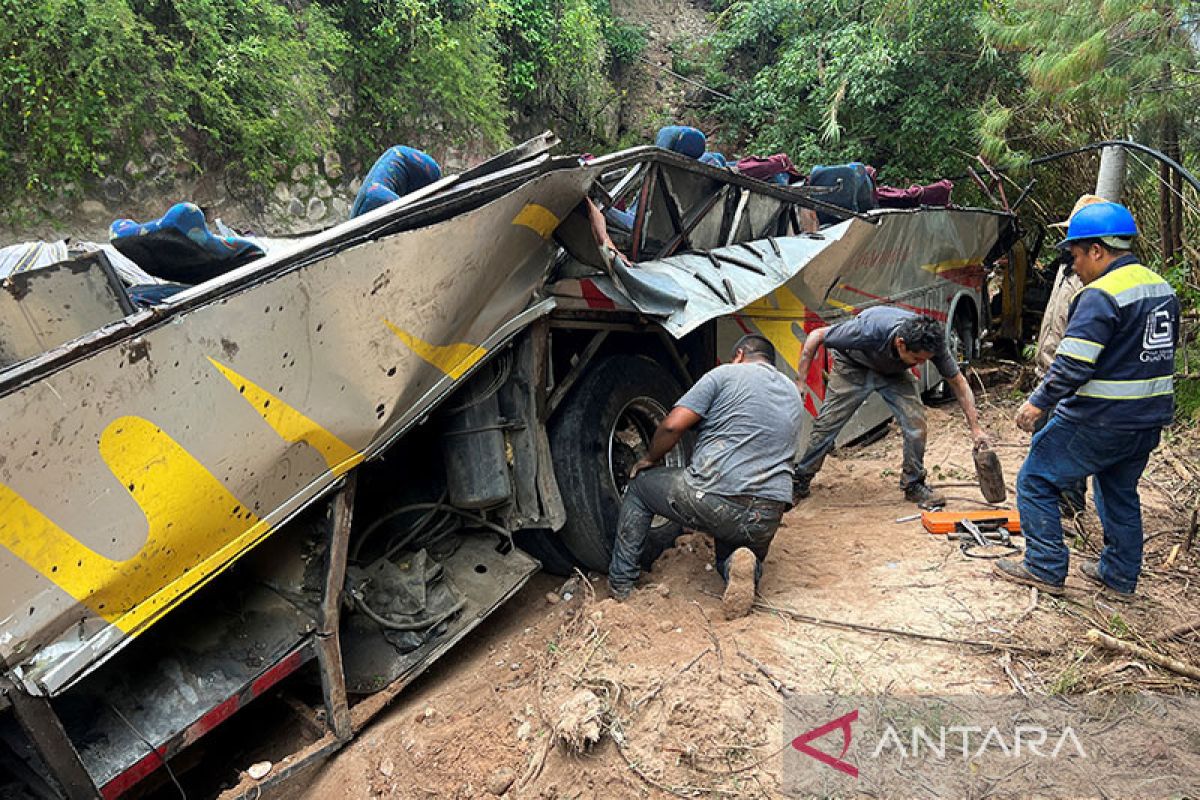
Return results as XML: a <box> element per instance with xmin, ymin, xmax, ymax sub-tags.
<box><xmin>791</xmin><ymin>708</ymin><xmax>1089</xmax><ymax>778</ymax></box>
<box><xmin>791</xmin><ymin>710</ymin><xmax>859</xmax><ymax>777</ymax></box>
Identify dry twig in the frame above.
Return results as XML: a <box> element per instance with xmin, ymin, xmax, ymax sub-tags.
<box><xmin>633</xmin><ymin>647</ymin><xmax>712</xmax><ymax>710</ymax></box>
<box><xmin>727</xmin><ymin>595</ymin><xmax>1051</xmax><ymax>654</ymax></box>
<box><xmin>1160</xmin><ymin>617</ymin><xmax>1200</xmax><ymax>640</ymax></box>
<box><xmin>735</xmin><ymin>649</ymin><xmax>793</xmax><ymax>698</ymax></box>
<box><xmin>1086</xmin><ymin>629</ymin><xmax>1200</xmax><ymax>681</ymax></box>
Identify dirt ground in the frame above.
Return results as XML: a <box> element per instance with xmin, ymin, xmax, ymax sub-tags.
<box><xmin>302</xmin><ymin>385</ymin><xmax>1200</xmax><ymax>799</ymax></box>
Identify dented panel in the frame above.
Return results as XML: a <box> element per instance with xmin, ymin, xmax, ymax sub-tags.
<box><xmin>0</xmin><ymin>168</ymin><xmax>588</xmax><ymax>695</ymax></box>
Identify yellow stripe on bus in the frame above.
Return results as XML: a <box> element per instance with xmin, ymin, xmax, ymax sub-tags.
<box><xmin>385</xmin><ymin>322</ymin><xmax>488</xmax><ymax>380</ymax></box>
<box><xmin>921</xmin><ymin>258</ymin><xmax>975</xmax><ymax>275</ymax></box>
<box><xmin>741</xmin><ymin>287</ymin><xmax>808</xmax><ymax>368</ymax></box>
<box><xmin>511</xmin><ymin>203</ymin><xmax>560</xmax><ymax>239</ymax></box>
<box><xmin>0</xmin><ymin>416</ymin><xmax>271</xmax><ymax>633</ymax></box>
<box><xmin>208</xmin><ymin>358</ymin><xmax>363</xmax><ymax>476</ymax></box>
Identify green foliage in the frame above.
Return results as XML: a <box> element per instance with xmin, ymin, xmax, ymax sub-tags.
<box><xmin>701</xmin><ymin>0</ymin><xmax>1019</xmax><ymax>182</ymax></box>
<box><xmin>497</xmin><ymin>0</ymin><xmax>642</xmax><ymax>145</ymax></box>
<box><xmin>153</xmin><ymin>0</ymin><xmax>349</xmax><ymax>185</ymax></box>
<box><xmin>329</xmin><ymin>0</ymin><xmax>510</xmax><ymax>156</ymax></box>
<box><xmin>0</xmin><ymin>0</ymin><xmax>347</xmax><ymax>190</ymax></box>
<box><xmin>0</xmin><ymin>0</ymin><xmax>641</xmax><ymax>195</ymax></box>
<box><xmin>977</xmin><ymin>0</ymin><xmax>1199</xmax><ymax>165</ymax></box>
<box><xmin>0</xmin><ymin>0</ymin><xmax>171</xmax><ymax>190</ymax></box>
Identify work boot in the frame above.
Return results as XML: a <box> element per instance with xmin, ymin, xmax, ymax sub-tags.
<box><xmin>1078</xmin><ymin>560</ymin><xmax>1134</xmax><ymax>597</ymax></box>
<box><xmin>992</xmin><ymin>559</ymin><xmax>1065</xmax><ymax>596</ymax></box>
<box><xmin>792</xmin><ymin>475</ymin><xmax>812</xmax><ymax>503</ymax></box>
<box><xmin>903</xmin><ymin>481</ymin><xmax>945</xmax><ymax>508</ymax></box>
<box><xmin>609</xmin><ymin>581</ymin><xmax>633</xmax><ymax>602</ymax></box>
<box><xmin>722</xmin><ymin>548</ymin><xmax>757</xmax><ymax>620</ymax></box>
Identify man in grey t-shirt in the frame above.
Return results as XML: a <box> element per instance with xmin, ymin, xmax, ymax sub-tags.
<box><xmin>608</xmin><ymin>334</ymin><xmax>802</xmax><ymax>619</ymax></box>
<box><xmin>792</xmin><ymin>307</ymin><xmax>989</xmax><ymax>507</ymax></box>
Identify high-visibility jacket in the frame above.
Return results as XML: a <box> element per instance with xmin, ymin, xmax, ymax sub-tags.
<box><xmin>1030</xmin><ymin>254</ymin><xmax>1178</xmax><ymax>430</ymax></box>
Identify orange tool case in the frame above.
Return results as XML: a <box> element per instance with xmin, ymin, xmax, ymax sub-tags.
<box><xmin>921</xmin><ymin>509</ymin><xmax>1021</xmax><ymax>535</ymax></box>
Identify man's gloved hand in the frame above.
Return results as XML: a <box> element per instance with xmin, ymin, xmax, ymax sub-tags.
<box><xmin>1014</xmin><ymin>401</ymin><xmax>1045</xmax><ymax>433</ymax></box>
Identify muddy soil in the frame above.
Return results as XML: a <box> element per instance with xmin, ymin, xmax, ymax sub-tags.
<box><xmin>300</xmin><ymin>394</ymin><xmax>1199</xmax><ymax>799</ymax></box>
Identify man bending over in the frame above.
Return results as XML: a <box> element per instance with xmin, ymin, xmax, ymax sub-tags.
<box><xmin>608</xmin><ymin>335</ymin><xmax>802</xmax><ymax>619</ymax></box>
<box><xmin>792</xmin><ymin>307</ymin><xmax>989</xmax><ymax>507</ymax></box>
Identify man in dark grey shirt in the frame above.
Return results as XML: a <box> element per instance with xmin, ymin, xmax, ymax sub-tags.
<box><xmin>608</xmin><ymin>334</ymin><xmax>801</xmax><ymax>619</ymax></box>
<box><xmin>792</xmin><ymin>306</ymin><xmax>988</xmax><ymax>506</ymax></box>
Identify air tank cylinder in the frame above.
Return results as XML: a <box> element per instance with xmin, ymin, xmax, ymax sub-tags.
<box><xmin>440</xmin><ymin>365</ymin><xmax>513</xmax><ymax>509</ymax></box>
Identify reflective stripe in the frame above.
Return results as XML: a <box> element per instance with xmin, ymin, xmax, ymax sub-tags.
<box><xmin>1088</xmin><ymin>263</ymin><xmax>1173</xmax><ymax>307</ymax></box>
<box><xmin>1056</xmin><ymin>337</ymin><xmax>1103</xmax><ymax>363</ymax></box>
<box><xmin>1089</xmin><ymin>263</ymin><xmax>1153</xmax><ymax>295</ymax></box>
<box><xmin>1077</xmin><ymin>377</ymin><xmax>1174</xmax><ymax>399</ymax></box>
<box><xmin>1111</xmin><ymin>281</ymin><xmax>1174</xmax><ymax>307</ymax></box>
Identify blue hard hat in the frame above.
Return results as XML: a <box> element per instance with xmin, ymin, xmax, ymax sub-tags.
<box><xmin>1059</xmin><ymin>201</ymin><xmax>1138</xmax><ymax>247</ymax></box>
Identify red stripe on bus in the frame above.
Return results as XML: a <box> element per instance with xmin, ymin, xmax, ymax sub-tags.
<box><xmin>579</xmin><ymin>279</ymin><xmax>616</xmax><ymax>310</ymax></box>
<box><xmin>837</xmin><ymin>286</ymin><xmax>948</xmax><ymax>322</ymax></box>
<box><xmin>101</xmin><ymin>647</ymin><xmax>308</xmax><ymax>797</ymax></box>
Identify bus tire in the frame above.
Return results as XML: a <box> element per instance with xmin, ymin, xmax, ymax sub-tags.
<box><xmin>549</xmin><ymin>355</ymin><xmax>690</xmax><ymax>573</ymax></box>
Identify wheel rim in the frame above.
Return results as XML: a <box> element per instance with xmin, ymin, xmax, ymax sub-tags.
<box><xmin>607</xmin><ymin>397</ymin><xmax>686</xmax><ymax>501</ymax></box>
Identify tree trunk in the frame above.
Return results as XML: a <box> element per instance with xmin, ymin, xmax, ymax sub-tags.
<box><xmin>1168</xmin><ymin>125</ymin><xmax>1184</xmax><ymax>259</ymax></box>
<box><xmin>1160</xmin><ymin>140</ymin><xmax>1174</xmax><ymax>266</ymax></box>
<box><xmin>1095</xmin><ymin>145</ymin><xmax>1126</xmax><ymax>202</ymax></box>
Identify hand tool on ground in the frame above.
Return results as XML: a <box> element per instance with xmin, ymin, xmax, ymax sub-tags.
<box><xmin>950</xmin><ymin>516</ymin><xmax>1021</xmax><ymax>559</ymax></box>
<box><xmin>921</xmin><ymin>508</ymin><xmax>1020</xmax><ymax>534</ymax></box>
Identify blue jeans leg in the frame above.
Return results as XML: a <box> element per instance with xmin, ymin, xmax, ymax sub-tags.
<box><xmin>1017</xmin><ymin>418</ymin><xmax>1095</xmax><ymax>585</ymax></box>
<box><xmin>876</xmin><ymin>372</ymin><xmax>928</xmax><ymax>489</ymax></box>
<box><xmin>1018</xmin><ymin>417</ymin><xmax>1159</xmax><ymax>588</ymax></box>
<box><xmin>1092</xmin><ymin>431</ymin><xmax>1158</xmax><ymax>592</ymax></box>
<box><xmin>1032</xmin><ymin>409</ymin><xmax>1087</xmax><ymax>510</ymax></box>
<box><xmin>796</xmin><ymin>359</ymin><xmax>874</xmax><ymax>481</ymax></box>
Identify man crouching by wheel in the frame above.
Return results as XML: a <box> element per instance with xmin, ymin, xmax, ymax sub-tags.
<box><xmin>607</xmin><ymin>334</ymin><xmax>802</xmax><ymax>619</ymax></box>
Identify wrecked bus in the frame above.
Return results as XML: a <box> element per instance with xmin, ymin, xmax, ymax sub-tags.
<box><xmin>0</xmin><ymin>136</ymin><xmax>1013</xmax><ymax>797</ymax></box>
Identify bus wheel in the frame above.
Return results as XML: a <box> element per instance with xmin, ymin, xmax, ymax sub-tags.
<box><xmin>548</xmin><ymin>355</ymin><xmax>690</xmax><ymax>573</ymax></box>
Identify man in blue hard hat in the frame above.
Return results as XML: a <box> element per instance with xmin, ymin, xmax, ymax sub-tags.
<box><xmin>995</xmin><ymin>202</ymin><xmax>1178</xmax><ymax>597</ymax></box>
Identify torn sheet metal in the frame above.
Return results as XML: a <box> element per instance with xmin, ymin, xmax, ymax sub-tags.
<box><xmin>593</xmin><ymin>207</ymin><xmax>1008</xmax><ymax>337</ymax></box>
<box><xmin>0</xmin><ymin>166</ymin><xmax>589</xmax><ymax>697</ymax></box>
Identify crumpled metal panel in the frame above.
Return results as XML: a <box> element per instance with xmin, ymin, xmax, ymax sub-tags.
<box><xmin>0</xmin><ymin>167</ymin><xmax>589</xmax><ymax>696</ymax></box>
<box><xmin>595</xmin><ymin>207</ymin><xmax>1006</xmax><ymax>338</ymax></box>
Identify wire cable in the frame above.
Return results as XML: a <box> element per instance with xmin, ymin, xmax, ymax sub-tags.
<box><xmin>1126</xmin><ymin>149</ymin><xmax>1200</xmax><ymax>216</ymax></box>
<box><xmin>107</xmin><ymin>703</ymin><xmax>187</xmax><ymax>800</ymax></box>
<box><xmin>634</xmin><ymin>54</ymin><xmax>734</xmax><ymax>101</ymax></box>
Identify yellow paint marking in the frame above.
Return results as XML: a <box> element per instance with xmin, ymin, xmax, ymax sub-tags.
<box><xmin>920</xmin><ymin>258</ymin><xmax>975</xmax><ymax>275</ymax></box>
<box><xmin>208</xmin><ymin>358</ymin><xmax>362</xmax><ymax>476</ymax></box>
<box><xmin>740</xmin><ymin>285</ymin><xmax>809</xmax><ymax>319</ymax></box>
<box><xmin>826</xmin><ymin>298</ymin><xmax>856</xmax><ymax>313</ymax></box>
<box><xmin>0</xmin><ymin>416</ymin><xmax>271</xmax><ymax>633</ymax></box>
<box><xmin>739</xmin><ymin>287</ymin><xmax>808</xmax><ymax>368</ymax></box>
<box><xmin>385</xmin><ymin>321</ymin><xmax>488</xmax><ymax>380</ymax></box>
<box><xmin>511</xmin><ymin>203</ymin><xmax>560</xmax><ymax>239</ymax></box>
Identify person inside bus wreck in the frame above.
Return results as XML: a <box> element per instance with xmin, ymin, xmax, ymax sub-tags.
<box><xmin>790</xmin><ymin>307</ymin><xmax>991</xmax><ymax>508</ymax></box>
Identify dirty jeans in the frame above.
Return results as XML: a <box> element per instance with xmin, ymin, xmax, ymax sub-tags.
<box><xmin>796</xmin><ymin>356</ymin><xmax>927</xmax><ymax>489</ymax></box>
<box><xmin>608</xmin><ymin>467</ymin><xmax>784</xmax><ymax>591</ymax></box>
<box><xmin>1018</xmin><ymin>416</ymin><xmax>1159</xmax><ymax>593</ymax></box>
